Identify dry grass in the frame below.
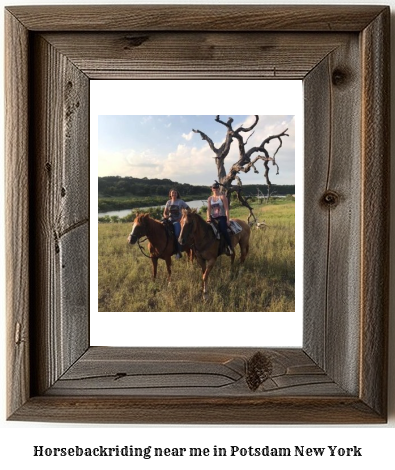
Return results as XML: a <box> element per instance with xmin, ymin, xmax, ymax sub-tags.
<box><xmin>98</xmin><ymin>201</ymin><xmax>295</xmax><ymax>312</ymax></box>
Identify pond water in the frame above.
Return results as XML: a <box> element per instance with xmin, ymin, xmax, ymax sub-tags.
<box><xmin>98</xmin><ymin>199</ymin><xmax>207</xmax><ymax>219</ymax></box>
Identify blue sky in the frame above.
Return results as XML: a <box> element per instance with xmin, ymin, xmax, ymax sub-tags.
<box><xmin>98</xmin><ymin>114</ymin><xmax>295</xmax><ymax>186</ymax></box>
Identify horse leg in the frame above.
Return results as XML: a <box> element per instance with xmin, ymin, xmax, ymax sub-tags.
<box><xmin>195</xmin><ymin>257</ymin><xmax>207</xmax><ymax>297</ymax></box>
<box><xmin>230</xmin><ymin>250</ymin><xmax>236</xmax><ymax>265</ymax></box>
<box><xmin>165</xmin><ymin>256</ymin><xmax>172</xmax><ymax>284</ymax></box>
<box><xmin>186</xmin><ymin>247</ymin><xmax>194</xmax><ymax>263</ymax></box>
<box><xmin>151</xmin><ymin>257</ymin><xmax>158</xmax><ymax>280</ymax></box>
<box><xmin>202</xmin><ymin>258</ymin><xmax>216</xmax><ymax>300</ymax></box>
<box><xmin>237</xmin><ymin>239</ymin><xmax>249</xmax><ymax>274</ymax></box>
<box><xmin>240</xmin><ymin>240</ymin><xmax>249</xmax><ymax>263</ymax></box>
<box><xmin>190</xmin><ymin>247</ymin><xmax>195</xmax><ymax>263</ymax></box>
<box><xmin>196</xmin><ymin>256</ymin><xmax>206</xmax><ymax>273</ymax></box>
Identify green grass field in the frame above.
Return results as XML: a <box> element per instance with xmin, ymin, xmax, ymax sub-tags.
<box><xmin>98</xmin><ymin>200</ymin><xmax>295</xmax><ymax>312</ymax></box>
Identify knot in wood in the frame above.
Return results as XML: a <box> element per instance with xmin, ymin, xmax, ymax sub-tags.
<box><xmin>320</xmin><ymin>190</ymin><xmax>340</xmax><ymax>208</ymax></box>
<box><xmin>246</xmin><ymin>351</ymin><xmax>273</xmax><ymax>391</ymax></box>
<box><xmin>123</xmin><ymin>35</ymin><xmax>150</xmax><ymax>49</ymax></box>
<box><xmin>332</xmin><ymin>68</ymin><xmax>348</xmax><ymax>87</ymax></box>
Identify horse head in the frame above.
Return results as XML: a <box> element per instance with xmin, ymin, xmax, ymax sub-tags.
<box><xmin>178</xmin><ymin>208</ymin><xmax>197</xmax><ymax>246</ymax></box>
<box><xmin>128</xmin><ymin>213</ymin><xmax>150</xmax><ymax>244</ymax></box>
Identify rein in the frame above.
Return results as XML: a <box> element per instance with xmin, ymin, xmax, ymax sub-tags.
<box><xmin>137</xmin><ymin>236</ymin><xmax>152</xmax><ymax>258</ymax></box>
<box><xmin>135</xmin><ymin>223</ymin><xmax>170</xmax><ymax>259</ymax></box>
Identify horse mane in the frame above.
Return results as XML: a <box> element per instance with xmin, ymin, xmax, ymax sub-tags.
<box><xmin>183</xmin><ymin>208</ymin><xmax>214</xmax><ymax>236</ymax></box>
<box><xmin>182</xmin><ymin>208</ymin><xmax>197</xmax><ymax>215</ymax></box>
<box><xmin>182</xmin><ymin>208</ymin><xmax>205</xmax><ymax>223</ymax></box>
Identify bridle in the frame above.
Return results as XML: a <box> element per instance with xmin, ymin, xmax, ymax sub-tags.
<box><xmin>179</xmin><ymin>214</ymin><xmax>194</xmax><ymax>244</ymax></box>
<box><xmin>130</xmin><ymin>220</ymin><xmax>170</xmax><ymax>259</ymax></box>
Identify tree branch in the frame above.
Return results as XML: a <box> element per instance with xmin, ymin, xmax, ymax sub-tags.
<box><xmin>215</xmin><ymin>115</ymin><xmax>234</xmax><ymax>129</ymax></box>
<box><xmin>192</xmin><ymin>128</ymin><xmax>219</xmax><ymax>155</ymax></box>
<box><xmin>225</xmin><ymin>184</ymin><xmax>257</xmax><ymax>225</ymax></box>
<box><xmin>245</xmin><ymin>129</ymin><xmax>289</xmax><ymax>160</ymax></box>
<box><xmin>193</xmin><ymin>116</ymin><xmax>290</xmax><ymax>225</ymax></box>
<box><xmin>235</xmin><ymin>115</ymin><xmax>259</xmax><ymax>133</ymax></box>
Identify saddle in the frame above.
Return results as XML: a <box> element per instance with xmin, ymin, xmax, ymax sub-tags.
<box><xmin>209</xmin><ymin>219</ymin><xmax>242</xmax><ymax>238</ymax></box>
<box><xmin>161</xmin><ymin>218</ymin><xmax>184</xmax><ymax>254</ymax></box>
<box><xmin>161</xmin><ymin>218</ymin><xmax>174</xmax><ymax>236</ymax></box>
<box><xmin>208</xmin><ymin>219</ymin><xmax>243</xmax><ymax>256</ymax></box>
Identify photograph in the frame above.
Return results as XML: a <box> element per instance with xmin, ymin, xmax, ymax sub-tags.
<box><xmin>2</xmin><ymin>5</ymin><xmax>392</xmax><ymax>464</ymax></box>
<box><xmin>97</xmin><ymin>114</ymin><xmax>296</xmax><ymax>313</ymax></box>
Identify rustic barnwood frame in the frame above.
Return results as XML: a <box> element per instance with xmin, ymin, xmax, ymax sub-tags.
<box><xmin>5</xmin><ymin>5</ymin><xmax>389</xmax><ymax>423</ymax></box>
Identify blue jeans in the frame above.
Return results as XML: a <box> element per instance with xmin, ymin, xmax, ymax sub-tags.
<box><xmin>173</xmin><ymin>221</ymin><xmax>182</xmax><ymax>252</ymax></box>
<box><xmin>214</xmin><ymin>216</ymin><xmax>232</xmax><ymax>247</ymax></box>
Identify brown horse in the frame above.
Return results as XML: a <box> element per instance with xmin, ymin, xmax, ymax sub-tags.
<box><xmin>179</xmin><ymin>209</ymin><xmax>250</xmax><ymax>298</ymax></box>
<box><xmin>128</xmin><ymin>213</ymin><xmax>193</xmax><ymax>282</ymax></box>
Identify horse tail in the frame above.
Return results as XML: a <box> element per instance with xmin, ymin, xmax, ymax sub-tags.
<box><xmin>234</xmin><ymin>219</ymin><xmax>250</xmax><ymax>263</ymax></box>
<box><xmin>234</xmin><ymin>219</ymin><xmax>251</xmax><ymax>236</ymax></box>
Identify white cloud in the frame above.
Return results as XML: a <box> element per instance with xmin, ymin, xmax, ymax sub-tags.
<box><xmin>162</xmin><ymin>115</ymin><xmax>296</xmax><ymax>185</ymax></box>
<box><xmin>182</xmin><ymin>131</ymin><xmax>194</xmax><ymax>141</ymax></box>
<box><xmin>98</xmin><ymin>148</ymin><xmax>164</xmax><ymax>178</ymax></box>
<box><xmin>98</xmin><ymin>115</ymin><xmax>296</xmax><ymax>185</ymax></box>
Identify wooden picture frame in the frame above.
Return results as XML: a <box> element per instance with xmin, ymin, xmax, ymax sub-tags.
<box><xmin>5</xmin><ymin>5</ymin><xmax>390</xmax><ymax>424</ymax></box>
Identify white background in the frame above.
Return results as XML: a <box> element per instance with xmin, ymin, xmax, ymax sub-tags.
<box><xmin>90</xmin><ymin>80</ymin><xmax>304</xmax><ymax>347</ymax></box>
<box><xmin>1</xmin><ymin>0</ymin><xmax>394</xmax><ymax>469</ymax></box>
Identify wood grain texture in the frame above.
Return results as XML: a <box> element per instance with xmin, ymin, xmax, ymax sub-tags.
<box><xmin>5</xmin><ymin>5</ymin><xmax>386</xmax><ymax>32</ymax></box>
<box><xmin>46</xmin><ymin>347</ymin><xmax>345</xmax><ymax>397</ymax></box>
<box><xmin>10</xmin><ymin>396</ymin><xmax>384</xmax><ymax>425</ymax></box>
<box><xmin>5</xmin><ymin>10</ymin><xmax>30</xmax><ymax>418</ymax></box>
<box><xmin>303</xmin><ymin>56</ymin><xmax>332</xmax><ymax>369</ymax></box>
<box><xmin>29</xmin><ymin>34</ymin><xmax>90</xmax><ymax>395</ymax></box>
<box><xmin>304</xmin><ymin>36</ymin><xmax>362</xmax><ymax>395</ymax></box>
<box><xmin>326</xmin><ymin>39</ymin><xmax>363</xmax><ymax>394</ymax></box>
<box><xmin>42</xmin><ymin>32</ymin><xmax>350</xmax><ymax>80</ymax></box>
<box><xmin>360</xmin><ymin>9</ymin><xmax>390</xmax><ymax>418</ymax></box>
<box><xmin>5</xmin><ymin>5</ymin><xmax>389</xmax><ymax>424</ymax></box>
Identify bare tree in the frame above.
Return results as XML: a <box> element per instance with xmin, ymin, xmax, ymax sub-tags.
<box><xmin>193</xmin><ymin>115</ymin><xmax>288</xmax><ymax>224</ymax></box>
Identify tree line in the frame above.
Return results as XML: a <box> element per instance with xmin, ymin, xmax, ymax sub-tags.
<box><xmin>99</xmin><ymin>176</ymin><xmax>208</xmax><ymax>198</ymax></box>
<box><xmin>98</xmin><ymin>176</ymin><xmax>294</xmax><ymax>199</ymax></box>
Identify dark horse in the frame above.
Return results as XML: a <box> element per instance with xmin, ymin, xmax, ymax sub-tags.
<box><xmin>178</xmin><ymin>209</ymin><xmax>250</xmax><ymax>298</ymax></box>
<box><xmin>128</xmin><ymin>213</ymin><xmax>193</xmax><ymax>282</ymax></box>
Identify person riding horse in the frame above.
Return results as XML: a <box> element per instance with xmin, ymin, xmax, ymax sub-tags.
<box><xmin>163</xmin><ymin>189</ymin><xmax>189</xmax><ymax>259</ymax></box>
<box><xmin>207</xmin><ymin>183</ymin><xmax>233</xmax><ymax>255</ymax></box>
